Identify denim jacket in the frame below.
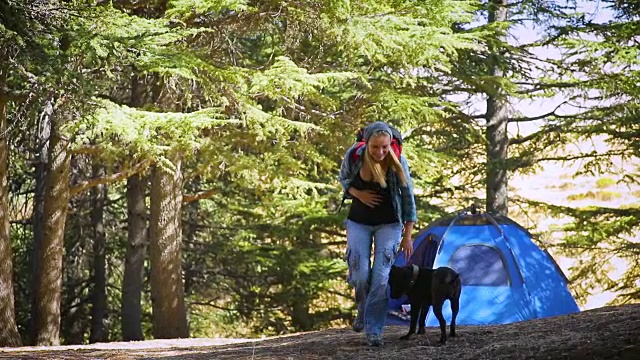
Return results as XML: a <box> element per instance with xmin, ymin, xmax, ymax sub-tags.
<box><xmin>338</xmin><ymin>144</ymin><xmax>417</xmax><ymax>223</ymax></box>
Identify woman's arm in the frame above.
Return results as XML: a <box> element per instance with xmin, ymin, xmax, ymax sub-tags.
<box><xmin>338</xmin><ymin>146</ymin><xmax>356</xmax><ymax>196</ymax></box>
<box><xmin>399</xmin><ymin>155</ymin><xmax>417</xmax><ymax>223</ymax></box>
<box><xmin>398</xmin><ymin>155</ymin><xmax>417</xmax><ymax>259</ymax></box>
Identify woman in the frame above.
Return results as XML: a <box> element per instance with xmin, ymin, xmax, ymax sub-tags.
<box><xmin>338</xmin><ymin>121</ymin><xmax>417</xmax><ymax>346</ymax></box>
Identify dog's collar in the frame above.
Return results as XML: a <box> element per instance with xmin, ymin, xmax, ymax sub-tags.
<box><xmin>409</xmin><ymin>264</ymin><xmax>419</xmax><ymax>286</ymax></box>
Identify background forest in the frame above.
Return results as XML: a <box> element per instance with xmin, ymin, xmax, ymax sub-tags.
<box><xmin>0</xmin><ymin>0</ymin><xmax>638</xmax><ymax>347</ymax></box>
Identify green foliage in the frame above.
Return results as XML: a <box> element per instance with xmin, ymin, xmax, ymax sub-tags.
<box><xmin>524</xmin><ymin>199</ymin><xmax>640</xmax><ymax>306</ymax></box>
<box><xmin>546</xmin><ymin>182</ymin><xmax>577</xmax><ymax>190</ymax></box>
<box><xmin>180</xmin><ymin>179</ymin><xmax>350</xmax><ymax>336</ymax></box>
<box><xmin>249</xmin><ymin>56</ymin><xmax>359</xmax><ymax>101</ymax></box>
<box><xmin>336</xmin><ymin>0</ymin><xmax>478</xmax><ymax>69</ymax></box>
<box><xmin>566</xmin><ymin>190</ymin><xmax>622</xmax><ymax>202</ymax></box>
<box><xmin>167</xmin><ymin>0</ymin><xmax>250</xmax><ymax>19</ymax></box>
<box><xmin>71</xmin><ymin>5</ymin><xmax>209</xmax><ymax>77</ymax></box>
<box><xmin>9</xmin><ymin>224</ymin><xmax>34</xmax><ymax>338</ymax></box>
<box><xmin>596</xmin><ymin>177</ymin><xmax>616</xmax><ymax>189</ymax></box>
<box><xmin>82</xmin><ymin>100</ymin><xmax>233</xmax><ymax>166</ymax></box>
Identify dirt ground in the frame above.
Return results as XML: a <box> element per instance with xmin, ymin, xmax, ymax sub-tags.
<box><xmin>1</xmin><ymin>303</ymin><xmax>639</xmax><ymax>360</ymax></box>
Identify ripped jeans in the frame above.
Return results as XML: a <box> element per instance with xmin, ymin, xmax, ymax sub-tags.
<box><xmin>344</xmin><ymin>219</ymin><xmax>403</xmax><ymax>336</ymax></box>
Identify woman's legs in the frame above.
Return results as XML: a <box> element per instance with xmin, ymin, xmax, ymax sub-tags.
<box><xmin>345</xmin><ymin>220</ymin><xmax>373</xmax><ymax>332</ymax></box>
<box><xmin>345</xmin><ymin>220</ymin><xmax>402</xmax><ymax>342</ymax></box>
<box><xmin>364</xmin><ymin>222</ymin><xmax>402</xmax><ymax>337</ymax></box>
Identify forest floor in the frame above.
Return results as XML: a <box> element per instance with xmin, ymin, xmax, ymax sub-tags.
<box><xmin>1</xmin><ymin>303</ymin><xmax>639</xmax><ymax>360</ymax></box>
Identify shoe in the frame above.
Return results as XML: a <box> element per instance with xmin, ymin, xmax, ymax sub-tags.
<box><xmin>366</xmin><ymin>333</ymin><xmax>384</xmax><ymax>347</ymax></box>
<box><xmin>352</xmin><ymin>312</ymin><xmax>364</xmax><ymax>333</ymax></box>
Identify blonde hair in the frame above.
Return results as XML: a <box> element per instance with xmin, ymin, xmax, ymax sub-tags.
<box><xmin>362</xmin><ymin>131</ymin><xmax>408</xmax><ymax>188</ymax></box>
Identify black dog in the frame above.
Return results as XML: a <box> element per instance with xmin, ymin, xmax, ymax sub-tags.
<box><xmin>389</xmin><ymin>264</ymin><xmax>461</xmax><ymax>344</ymax></box>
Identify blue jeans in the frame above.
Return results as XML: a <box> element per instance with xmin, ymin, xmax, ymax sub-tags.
<box><xmin>344</xmin><ymin>219</ymin><xmax>403</xmax><ymax>336</ymax></box>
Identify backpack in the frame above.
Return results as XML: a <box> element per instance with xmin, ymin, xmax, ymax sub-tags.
<box><xmin>349</xmin><ymin>124</ymin><xmax>403</xmax><ymax>163</ymax></box>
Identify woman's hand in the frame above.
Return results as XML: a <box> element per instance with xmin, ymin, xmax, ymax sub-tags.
<box><xmin>349</xmin><ymin>188</ymin><xmax>382</xmax><ymax>208</ymax></box>
<box><xmin>400</xmin><ymin>233</ymin><xmax>413</xmax><ymax>260</ymax></box>
<box><xmin>400</xmin><ymin>221</ymin><xmax>415</xmax><ymax>260</ymax></box>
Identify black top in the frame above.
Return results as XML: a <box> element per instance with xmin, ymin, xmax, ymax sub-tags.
<box><xmin>347</xmin><ymin>170</ymin><xmax>398</xmax><ymax>225</ymax></box>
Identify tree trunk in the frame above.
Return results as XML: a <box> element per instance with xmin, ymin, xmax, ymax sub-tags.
<box><xmin>29</xmin><ymin>98</ymin><xmax>53</xmax><ymax>345</ymax></box>
<box><xmin>121</xmin><ymin>173</ymin><xmax>147</xmax><ymax>341</ymax></box>
<box><xmin>121</xmin><ymin>74</ymin><xmax>148</xmax><ymax>341</ymax></box>
<box><xmin>182</xmin><ymin>177</ymin><xmax>202</xmax><ymax>297</ymax></box>
<box><xmin>61</xmin><ymin>167</ymin><xmax>90</xmax><ymax>345</ymax></box>
<box><xmin>291</xmin><ymin>300</ymin><xmax>313</xmax><ymax>331</ymax></box>
<box><xmin>149</xmin><ymin>155</ymin><xmax>189</xmax><ymax>339</ymax></box>
<box><xmin>485</xmin><ymin>0</ymin><xmax>510</xmax><ymax>216</ymax></box>
<box><xmin>61</xmin><ymin>280</ymin><xmax>88</xmax><ymax>345</ymax></box>
<box><xmin>89</xmin><ymin>164</ymin><xmax>108</xmax><ymax>343</ymax></box>
<box><xmin>0</xmin><ymin>94</ymin><xmax>22</xmax><ymax>347</ymax></box>
<box><xmin>34</xmin><ymin>113</ymin><xmax>70</xmax><ymax>346</ymax></box>
<box><xmin>183</xmin><ymin>203</ymin><xmax>196</xmax><ymax>297</ymax></box>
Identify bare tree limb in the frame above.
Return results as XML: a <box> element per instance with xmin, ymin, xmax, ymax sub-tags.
<box><xmin>509</xmin><ymin>124</ymin><xmax>564</xmax><ymax>145</ymax></box>
<box><xmin>513</xmin><ymin>79</ymin><xmax>592</xmax><ymax>94</ymax></box>
<box><xmin>508</xmin><ymin>101</ymin><xmax>570</xmax><ymax>123</ymax></box>
<box><xmin>69</xmin><ymin>159</ymin><xmax>152</xmax><ymax>197</ymax></box>
<box><xmin>183</xmin><ymin>188</ymin><xmax>217</xmax><ymax>203</ymax></box>
<box><xmin>188</xmin><ymin>301</ymin><xmax>236</xmax><ymax>312</ymax></box>
<box><xmin>536</xmin><ymin>150</ymin><xmax>631</xmax><ymax>162</ymax></box>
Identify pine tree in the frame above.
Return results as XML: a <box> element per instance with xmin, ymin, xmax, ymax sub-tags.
<box><xmin>0</xmin><ymin>0</ymin><xmax>54</xmax><ymax>347</ymax></box>
<box><xmin>536</xmin><ymin>0</ymin><xmax>640</xmax><ymax>305</ymax></box>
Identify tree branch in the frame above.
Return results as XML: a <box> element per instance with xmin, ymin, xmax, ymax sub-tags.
<box><xmin>183</xmin><ymin>188</ymin><xmax>217</xmax><ymax>203</ymax></box>
<box><xmin>513</xmin><ymin>79</ymin><xmax>591</xmax><ymax>94</ymax></box>
<box><xmin>281</xmin><ymin>96</ymin><xmax>341</xmax><ymax>119</ymax></box>
<box><xmin>69</xmin><ymin>159</ymin><xmax>152</xmax><ymax>197</ymax></box>
<box><xmin>508</xmin><ymin>101</ymin><xmax>569</xmax><ymax>123</ymax></box>
<box><xmin>10</xmin><ymin>219</ymin><xmax>32</xmax><ymax>225</ymax></box>
<box><xmin>535</xmin><ymin>150</ymin><xmax>631</xmax><ymax>163</ymax></box>
<box><xmin>509</xmin><ymin>132</ymin><xmax>541</xmax><ymax>146</ymax></box>
<box><xmin>188</xmin><ymin>300</ymin><xmax>236</xmax><ymax>312</ymax></box>
<box><xmin>509</xmin><ymin>124</ymin><xmax>563</xmax><ymax>145</ymax></box>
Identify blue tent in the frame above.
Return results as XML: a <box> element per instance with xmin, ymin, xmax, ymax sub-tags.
<box><xmin>388</xmin><ymin>208</ymin><xmax>580</xmax><ymax>326</ymax></box>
